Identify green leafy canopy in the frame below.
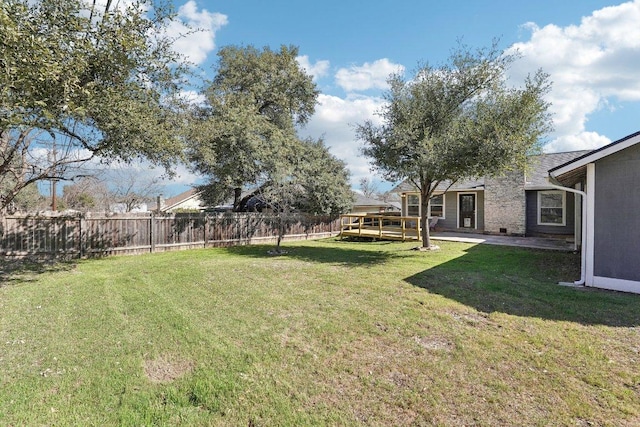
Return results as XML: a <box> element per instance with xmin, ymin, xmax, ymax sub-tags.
<box><xmin>357</xmin><ymin>41</ymin><xmax>553</xmax><ymax>247</ymax></box>
<box><xmin>189</xmin><ymin>45</ymin><xmax>351</xmax><ymax>215</ymax></box>
<box><xmin>0</xmin><ymin>0</ymin><xmax>191</xmax><ymax>209</ymax></box>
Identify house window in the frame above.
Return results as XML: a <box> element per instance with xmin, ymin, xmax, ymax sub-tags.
<box><xmin>407</xmin><ymin>194</ymin><xmax>420</xmax><ymax>216</ymax></box>
<box><xmin>429</xmin><ymin>194</ymin><xmax>444</xmax><ymax>218</ymax></box>
<box><xmin>538</xmin><ymin>191</ymin><xmax>566</xmax><ymax>226</ymax></box>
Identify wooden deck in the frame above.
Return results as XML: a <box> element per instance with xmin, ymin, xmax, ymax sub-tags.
<box><xmin>339</xmin><ymin>214</ymin><xmax>422</xmax><ymax>241</ymax></box>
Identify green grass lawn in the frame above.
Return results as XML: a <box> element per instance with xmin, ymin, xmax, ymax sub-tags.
<box><xmin>1</xmin><ymin>238</ymin><xmax>639</xmax><ymax>426</ymax></box>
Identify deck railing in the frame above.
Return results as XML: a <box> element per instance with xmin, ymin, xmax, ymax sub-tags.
<box><xmin>339</xmin><ymin>214</ymin><xmax>422</xmax><ymax>241</ymax></box>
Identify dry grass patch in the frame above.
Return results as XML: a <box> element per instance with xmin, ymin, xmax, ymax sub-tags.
<box><xmin>143</xmin><ymin>354</ymin><xmax>195</xmax><ymax>383</ymax></box>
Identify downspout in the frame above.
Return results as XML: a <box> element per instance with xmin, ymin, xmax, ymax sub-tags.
<box><xmin>545</xmin><ymin>177</ymin><xmax>587</xmax><ymax>286</ymax></box>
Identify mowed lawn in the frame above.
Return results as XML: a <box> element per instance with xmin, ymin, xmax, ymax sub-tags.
<box><xmin>1</xmin><ymin>238</ymin><xmax>639</xmax><ymax>426</ymax></box>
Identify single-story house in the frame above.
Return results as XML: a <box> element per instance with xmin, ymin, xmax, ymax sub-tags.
<box><xmin>394</xmin><ymin>150</ymin><xmax>590</xmax><ymax>241</ymax></box>
<box><xmin>158</xmin><ymin>189</ymin><xmax>239</xmax><ymax>213</ymax></box>
<box><xmin>158</xmin><ymin>189</ymin><xmax>206</xmax><ymax>213</ymax></box>
<box><xmin>395</xmin><ymin>130</ymin><xmax>640</xmax><ymax>294</ymax></box>
<box><xmin>549</xmin><ymin>130</ymin><xmax>640</xmax><ymax>293</ymax></box>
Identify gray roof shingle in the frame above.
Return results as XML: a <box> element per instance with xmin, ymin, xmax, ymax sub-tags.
<box><xmin>525</xmin><ymin>150</ymin><xmax>591</xmax><ymax>188</ymax></box>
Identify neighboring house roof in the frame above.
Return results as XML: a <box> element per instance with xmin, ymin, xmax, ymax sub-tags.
<box><xmin>161</xmin><ymin>188</ymin><xmax>202</xmax><ymax>212</ymax></box>
<box><xmin>392</xmin><ymin>150</ymin><xmax>591</xmax><ymax>193</ymax></box>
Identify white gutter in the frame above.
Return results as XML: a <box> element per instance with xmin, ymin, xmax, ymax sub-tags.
<box><xmin>545</xmin><ymin>178</ymin><xmax>587</xmax><ymax>286</ymax></box>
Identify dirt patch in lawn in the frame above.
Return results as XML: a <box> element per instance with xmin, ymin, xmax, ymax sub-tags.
<box><xmin>143</xmin><ymin>354</ymin><xmax>194</xmax><ymax>383</ymax></box>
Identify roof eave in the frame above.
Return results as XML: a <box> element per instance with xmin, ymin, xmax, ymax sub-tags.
<box><xmin>162</xmin><ymin>194</ymin><xmax>202</xmax><ymax>212</ymax></box>
<box><xmin>549</xmin><ymin>130</ymin><xmax>640</xmax><ymax>177</ymax></box>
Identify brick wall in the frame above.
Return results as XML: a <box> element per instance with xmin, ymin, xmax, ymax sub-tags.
<box><xmin>484</xmin><ymin>170</ymin><xmax>526</xmax><ymax>235</ymax></box>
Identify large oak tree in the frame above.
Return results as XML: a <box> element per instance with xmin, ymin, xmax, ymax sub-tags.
<box><xmin>189</xmin><ymin>45</ymin><xmax>353</xmax><ymax>252</ymax></box>
<box><xmin>357</xmin><ymin>42</ymin><xmax>553</xmax><ymax>248</ymax></box>
<box><xmin>0</xmin><ymin>0</ymin><xmax>189</xmax><ymax>210</ymax></box>
<box><xmin>188</xmin><ymin>45</ymin><xmax>321</xmax><ymax>210</ymax></box>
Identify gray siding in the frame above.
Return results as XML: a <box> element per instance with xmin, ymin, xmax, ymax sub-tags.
<box><xmin>476</xmin><ymin>191</ymin><xmax>485</xmax><ymax>231</ymax></box>
<box><xmin>593</xmin><ymin>143</ymin><xmax>640</xmax><ymax>282</ymax></box>
<box><xmin>436</xmin><ymin>192</ymin><xmax>458</xmax><ymax>230</ymax></box>
<box><xmin>435</xmin><ymin>191</ymin><xmax>484</xmax><ymax>231</ymax></box>
<box><xmin>525</xmin><ymin>190</ymin><xmax>576</xmax><ymax>236</ymax></box>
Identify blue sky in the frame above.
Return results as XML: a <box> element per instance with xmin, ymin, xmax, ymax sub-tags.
<box><xmin>156</xmin><ymin>0</ymin><xmax>640</xmax><ymax>196</ymax></box>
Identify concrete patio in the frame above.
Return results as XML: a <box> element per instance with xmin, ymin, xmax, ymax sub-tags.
<box><xmin>430</xmin><ymin>232</ymin><xmax>576</xmax><ymax>251</ymax></box>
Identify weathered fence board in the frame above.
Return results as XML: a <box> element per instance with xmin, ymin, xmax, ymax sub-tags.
<box><xmin>0</xmin><ymin>213</ymin><xmax>339</xmax><ymax>259</ymax></box>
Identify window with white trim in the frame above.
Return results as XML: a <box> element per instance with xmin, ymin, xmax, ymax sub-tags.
<box><xmin>407</xmin><ymin>194</ymin><xmax>420</xmax><ymax>216</ymax></box>
<box><xmin>538</xmin><ymin>191</ymin><xmax>566</xmax><ymax>226</ymax></box>
<box><xmin>428</xmin><ymin>194</ymin><xmax>445</xmax><ymax>218</ymax></box>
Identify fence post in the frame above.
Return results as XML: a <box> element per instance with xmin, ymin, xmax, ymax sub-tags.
<box><xmin>236</xmin><ymin>213</ymin><xmax>241</xmax><ymax>243</ymax></box>
<box><xmin>203</xmin><ymin>214</ymin><xmax>209</xmax><ymax>248</ymax></box>
<box><xmin>150</xmin><ymin>213</ymin><xmax>155</xmax><ymax>253</ymax></box>
<box><xmin>78</xmin><ymin>216</ymin><xmax>84</xmax><ymax>258</ymax></box>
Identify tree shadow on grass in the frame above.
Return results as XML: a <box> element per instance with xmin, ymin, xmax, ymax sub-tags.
<box><xmin>221</xmin><ymin>239</ymin><xmax>402</xmax><ymax>266</ymax></box>
<box><xmin>0</xmin><ymin>258</ymin><xmax>78</xmax><ymax>287</ymax></box>
<box><xmin>404</xmin><ymin>244</ymin><xmax>640</xmax><ymax>327</ymax></box>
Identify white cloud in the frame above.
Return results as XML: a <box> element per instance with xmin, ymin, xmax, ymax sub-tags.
<box><xmin>161</xmin><ymin>163</ymin><xmax>203</xmax><ymax>187</ymax></box>
<box><xmin>165</xmin><ymin>1</ymin><xmax>228</xmax><ymax>65</ymax></box>
<box><xmin>506</xmin><ymin>0</ymin><xmax>640</xmax><ymax>152</ymax></box>
<box><xmin>335</xmin><ymin>59</ymin><xmax>405</xmax><ymax>92</ymax></box>
<box><xmin>83</xmin><ymin>1</ymin><xmax>226</xmax><ymax>66</ymax></box>
<box><xmin>300</xmin><ymin>93</ymin><xmax>388</xmax><ymax>188</ymax></box>
<box><xmin>544</xmin><ymin>131</ymin><xmax>611</xmax><ymax>153</ymax></box>
<box><xmin>544</xmin><ymin>86</ymin><xmax>602</xmax><ymax>137</ymax></box>
<box><xmin>177</xmin><ymin>90</ymin><xmax>207</xmax><ymax>106</ymax></box>
<box><xmin>296</xmin><ymin>55</ymin><xmax>330</xmax><ymax>81</ymax></box>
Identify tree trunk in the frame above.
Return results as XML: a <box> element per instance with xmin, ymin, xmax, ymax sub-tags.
<box><xmin>274</xmin><ymin>214</ymin><xmax>285</xmax><ymax>253</ymax></box>
<box><xmin>277</xmin><ymin>222</ymin><xmax>284</xmax><ymax>250</ymax></box>
<box><xmin>420</xmin><ymin>184</ymin><xmax>432</xmax><ymax>248</ymax></box>
<box><xmin>233</xmin><ymin>187</ymin><xmax>242</xmax><ymax>211</ymax></box>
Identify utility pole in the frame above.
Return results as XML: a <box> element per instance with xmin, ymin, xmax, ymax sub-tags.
<box><xmin>51</xmin><ymin>180</ymin><xmax>57</xmax><ymax>211</ymax></box>
<box><xmin>49</xmin><ymin>139</ymin><xmax>58</xmax><ymax>211</ymax></box>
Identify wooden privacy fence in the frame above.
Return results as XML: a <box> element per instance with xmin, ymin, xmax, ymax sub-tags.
<box><xmin>0</xmin><ymin>213</ymin><xmax>340</xmax><ymax>259</ymax></box>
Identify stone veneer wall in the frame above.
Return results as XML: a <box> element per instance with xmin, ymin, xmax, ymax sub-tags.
<box><xmin>483</xmin><ymin>170</ymin><xmax>526</xmax><ymax>235</ymax></box>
